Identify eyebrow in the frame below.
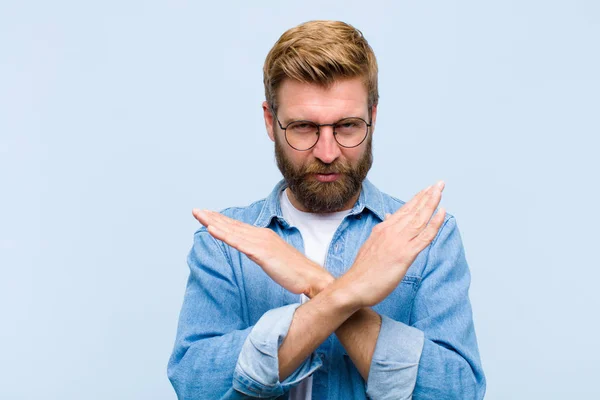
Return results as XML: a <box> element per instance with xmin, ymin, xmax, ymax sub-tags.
<box><xmin>281</xmin><ymin>114</ymin><xmax>368</xmax><ymax>126</ymax></box>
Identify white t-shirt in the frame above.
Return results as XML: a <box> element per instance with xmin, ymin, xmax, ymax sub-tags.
<box><xmin>280</xmin><ymin>189</ymin><xmax>350</xmax><ymax>400</ymax></box>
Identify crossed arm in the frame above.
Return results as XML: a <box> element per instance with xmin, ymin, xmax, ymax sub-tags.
<box><xmin>193</xmin><ymin>181</ymin><xmax>447</xmax><ymax>382</ymax></box>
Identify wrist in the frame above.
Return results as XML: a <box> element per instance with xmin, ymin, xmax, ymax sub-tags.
<box><xmin>307</xmin><ymin>267</ymin><xmax>335</xmax><ymax>298</ymax></box>
<box><xmin>328</xmin><ymin>267</ymin><xmax>372</xmax><ymax>310</ymax></box>
<box><xmin>319</xmin><ymin>277</ymin><xmax>362</xmax><ymax>315</ymax></box>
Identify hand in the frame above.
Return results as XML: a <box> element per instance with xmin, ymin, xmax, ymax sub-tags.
<box><xmin>336</xmin><ymin>181</ymin><xmax>447</xmax><ymax>309</ymax></box>
<box><xmin>192</xmin><ymin>209</ymin><xmax>334</xmax><ymax>298</ymax></box>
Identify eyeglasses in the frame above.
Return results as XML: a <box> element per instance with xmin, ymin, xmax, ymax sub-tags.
<box><xmin>271</xmin><ymin>108</ymin><xmax>372</xmax><ymax>151</ymax></box>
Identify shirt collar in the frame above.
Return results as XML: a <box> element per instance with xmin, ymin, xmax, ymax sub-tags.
<box><xmin>254</xmin><ymin>178</ymin><xmax>386</xmax><ymax>228</ymax></box>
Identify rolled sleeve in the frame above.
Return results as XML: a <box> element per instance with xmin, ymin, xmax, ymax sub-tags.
<box><xmin>365</xmin><ymin>215</ymin><xmax>485</xmax><ymax>400</ymax></box>
<box><xmin>233</xmin><ymin>303</ymin><xmax>323</xmax><ymax>397</ymax></box>
<box><xmin>411</xmin><ymin>216</ymin><xmax>486</xmax><ymax>399</ymax></box>
<box><xmin>366</xmin><ymin>315</ymin><xmax>425</xmax><ymax>400</ymax></box>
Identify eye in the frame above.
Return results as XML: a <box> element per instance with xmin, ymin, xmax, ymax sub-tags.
<box><xmin>288</xmin><ymin>122</ymin><xmax>317</xmax><ymax>133</ymax></box>
<box><xmin>335</xmin><ymin>118</ymin><xmax>366</xmax><ymax>134</ymax></box>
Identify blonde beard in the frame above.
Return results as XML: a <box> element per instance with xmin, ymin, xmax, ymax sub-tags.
<box><xmin>273</xmin><ymin>134</ymin><xmax>372</xmax><ymax>213</ymax></box>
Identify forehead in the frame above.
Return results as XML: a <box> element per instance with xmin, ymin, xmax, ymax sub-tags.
<box><xmin>276</xmin><ymin>77</ymin><xmax>369</xmax><ymax>123</ymax></box>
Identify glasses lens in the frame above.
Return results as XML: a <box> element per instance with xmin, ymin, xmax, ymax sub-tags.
<box><xmin>334</xmin><ymin>118</ymin><xmax>368</xmax><ymax>147</ymax></box>
<box><xmin>285</xmin><ymin>121</ymin><xmax>319</xmax><ymax>150</ymax></box>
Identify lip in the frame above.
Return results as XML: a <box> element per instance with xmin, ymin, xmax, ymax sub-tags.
<box><xmin>314</xmin><ymin>173</ymin><xmax>340</xmax><ymax>182</ymax></box>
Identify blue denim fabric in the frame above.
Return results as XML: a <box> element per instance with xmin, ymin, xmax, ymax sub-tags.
<box><xmin>167</xmin><ymin>179</ymin><xmax>486</xmax><ymax>399</ymax></box>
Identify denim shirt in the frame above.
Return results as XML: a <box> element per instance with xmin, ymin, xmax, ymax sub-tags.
<box><xmin>167</xmin><ymin>179</ymin><xmax>486</xmax><ymax>399</ymax></box>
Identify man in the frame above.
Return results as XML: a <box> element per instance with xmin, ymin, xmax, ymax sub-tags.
<box><xmin>167</xmin><ymin>20</ymin><xmax>486</xmax><ymax>399</ymax></box>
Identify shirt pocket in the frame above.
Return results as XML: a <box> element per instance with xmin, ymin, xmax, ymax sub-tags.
<box><xmin>372</xmin><ymin>274</ymin><xmax>421</xmax><ymax>325</ymax></box>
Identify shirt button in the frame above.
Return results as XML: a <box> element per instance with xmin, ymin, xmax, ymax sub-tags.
<box><xmin>355</xmin><ymin>214</ymin><xmax>362</xmax><ymax>220</ymax></box>
<box><xmin>334</xmin><ymin>244</ymin><xmax>340</xmax><ymax>252</ymax></box>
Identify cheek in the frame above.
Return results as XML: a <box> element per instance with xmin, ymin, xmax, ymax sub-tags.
<box><xmin>342</xmin><ymin>149</ymin><xmax>364</xmax><ymax>164</ymax></box>
<box><xmin>281</xmin><ymin>145</ymin><xmax>310</xmax><ymax>167</ymax></box>
<box><xmin>293</xmin><ymin>153</ymin><xmax>313</xmax><ymax>168</ymax></box>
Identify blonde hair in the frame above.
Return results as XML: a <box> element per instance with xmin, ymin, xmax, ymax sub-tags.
<box><xmin>263</xmin><ymin>20</ymin><xmax>379</xmax><ymax>112</ymax></box>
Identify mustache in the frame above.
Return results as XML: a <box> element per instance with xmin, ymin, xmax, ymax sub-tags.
<box><xmin>303</xmin><ymin>160</ymin><xmax>351</xmax><ymax>175</ymax></box>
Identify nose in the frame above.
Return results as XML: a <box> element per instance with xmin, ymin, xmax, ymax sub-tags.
<box><xmin>312</xmin><ymin>126</ymin><xmax>341</xmax><ymax>164</ymax></box>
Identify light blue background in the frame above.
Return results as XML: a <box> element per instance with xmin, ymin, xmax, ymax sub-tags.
<box><xmin>1</xmin><ymin>1</ymin><xmax>598</xmax><ymax>399</ymax></box>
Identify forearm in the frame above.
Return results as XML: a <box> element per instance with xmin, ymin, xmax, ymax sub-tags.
<box><xmin>335</xmin><ymin>307</ymin><xmax>382</xmax><ymax>380</ymax></box>
<box><xmin>278</xmin><ymin>279</ymin><xmax>359</xmax><ymax>380</ymax></box>
<box><xmin>308</xmin><ymin>273</ymin><xmax>382</xmax><ymax>381</ymax></box>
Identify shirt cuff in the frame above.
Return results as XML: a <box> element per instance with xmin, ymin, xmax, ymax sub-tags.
<box><xmin>233</xmin><ymin>303</ymin><xmax>322</xmax><ymax>397</ymax></box>
<box><xmin>366</xmin><ymin>315</ymin><xmax>425</xmax><ymax>400</ymax></box>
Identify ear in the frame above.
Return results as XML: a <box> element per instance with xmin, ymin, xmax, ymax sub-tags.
<box><xmin>369</xmin><ymin>104</ymin><xmax>378</xmax><ymax>135</ymax></box>
<box><xmin>262</xmin><ymin>101</ymin><xmax>275</xmax><ymax>142</ymax></box>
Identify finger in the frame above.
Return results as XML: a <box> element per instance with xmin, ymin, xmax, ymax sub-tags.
<box><xmin>205</xmin><ymin>218</ymin><xmax>259</xmax><ymax>257</ymax></box>
<box><xmin>192</xmin><ymin>210</ymin><xmax>244</xmax><ymax>243</ymax></box>
<box><xmin>407</xmin><ymin>181</ymin><xmax>444</xmax><ymax>235</ymax></box>
<box><xmin>209</xmin><ymin>212</ymin><xmax>281</xmax><ymax>249</ymax></box>
<box><xmin>207</xmin><ymin>223</ymin><xmax>245</xmax><ymax>251</ymax></box>
<box><xmin>411</xmin><ymin>207</ymin><xmax>447</xmax><ymax>252</ymax></box>
<box><xmin>207</xmin><ymin>210</ymin><xmax>242</xmax><ymax>226</ymax></box>
<box><xmin>205</xmin><ymin>211</ymin><xmax>248</xmax><ymax>230</ymax></box>
<box><xmin>386</xmin><ymin>186</ymin><xmax>431</xmax><ymax>223</ymax></box>
<box><xmin>206</xmin><ymin>211</ymin><xmax>258</xmax><ymax>239</ymax></box>
<box><xmin>192</xmin><ymin>208</ymin><xmax>214</xmax><ymax>227</ymax></box>
<box><xmin>194</xmin><ymin>210</ymin><xmax>265</xmax><ymax>258</ymax></box>
<box><xmin>204</xmin><ymin>213</ymin><xmax>247</xmax><ymax>240</ymax></box>
<box><xmin>388</xmin><ymin>180</ymin><xmax>444</xmax><ymax>225</ymax></box>
<box><xmin>193</xmin><ymin>210</ymin><xmax>243</xmax><ymax>237</ymax></box>
<box><xmin>205</xmin><ymin>212</ymin><xmax>276</xmax><ymax>254</ymax></box>
<box><xmin>198</xmin><ymin>211</ymin><xmax>280</xmax><ymax>255</ymax></box>
<box><xmin>414</xmin><ymin>181</ymin><xmax>444</xmax><ymax>217</ymax></box>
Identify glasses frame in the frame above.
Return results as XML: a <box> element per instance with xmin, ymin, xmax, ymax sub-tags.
<box><xmin>270</xmin><ymin>106</ymin><xmax>373</xmax><ymax>151</ymax></box>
